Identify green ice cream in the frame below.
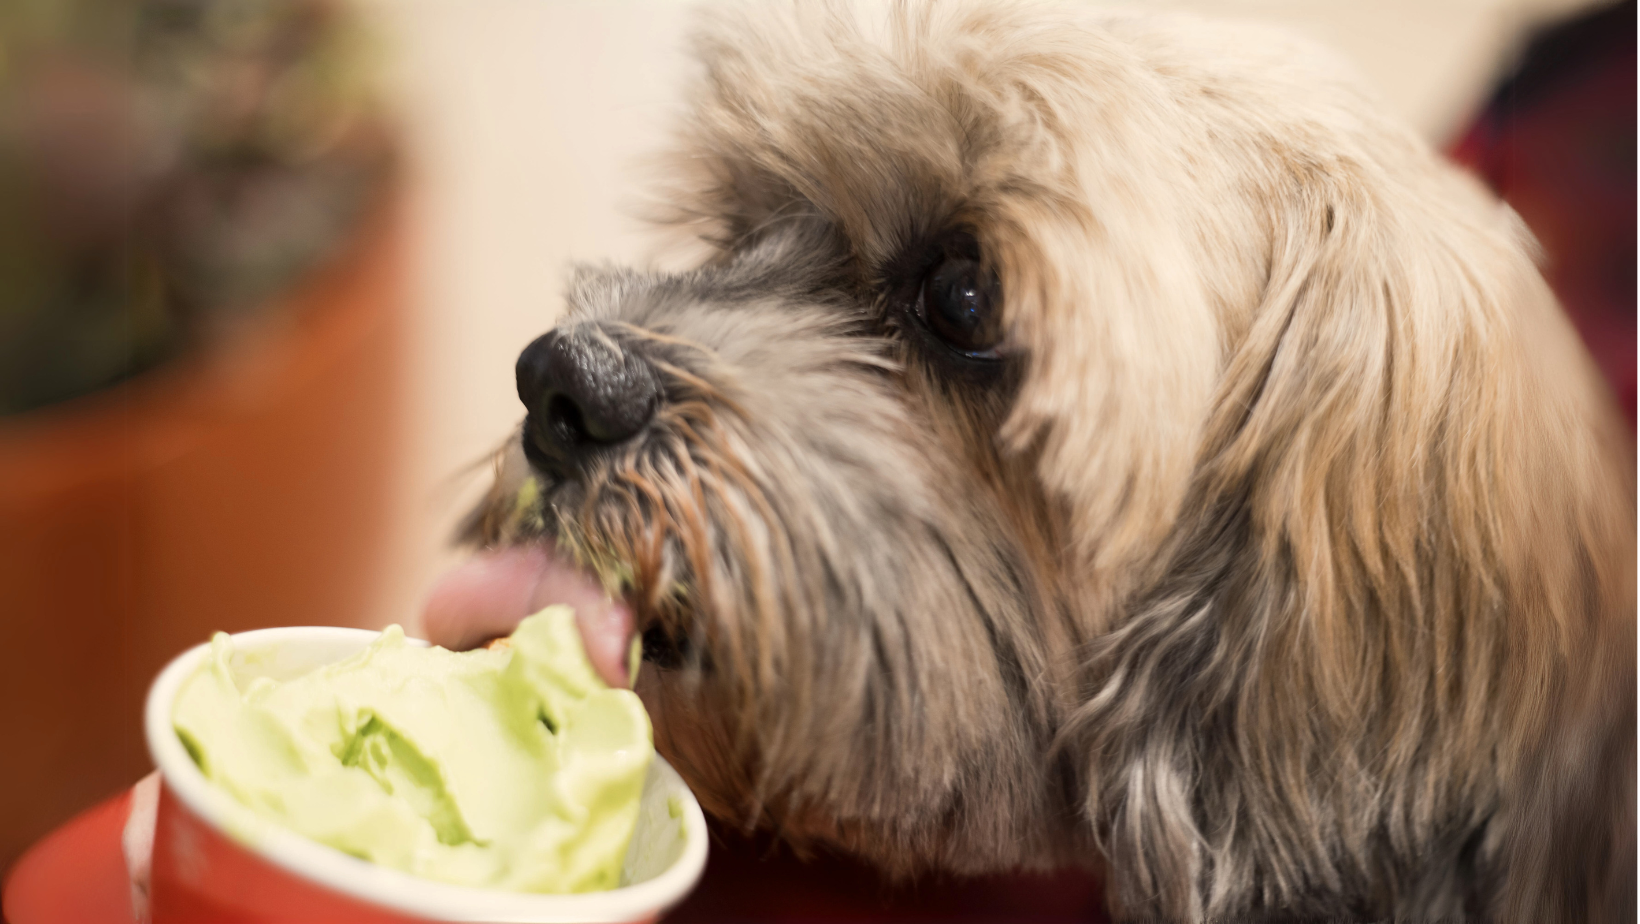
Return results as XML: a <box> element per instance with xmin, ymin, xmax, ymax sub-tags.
<box><xmin>171</xmin><ymin>606</ymin><xmax>653</xmax><ymax>893</ymax></box>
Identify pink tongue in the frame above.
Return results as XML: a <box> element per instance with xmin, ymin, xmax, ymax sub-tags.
<box><xmin>420</xmin><ymin>545</ymin><xmax>635</xmax><ymax>688</ymax></box>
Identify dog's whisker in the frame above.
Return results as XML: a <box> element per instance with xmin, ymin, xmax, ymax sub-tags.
<box><xmin>651</xmin><ymin>359</ymin><xmax>747</xmax><ymax>418</ymax></box>
<box><xmin>608</xmin><ymin>321</ymin><xmax>720</xmax><ymax>357</ymax></box>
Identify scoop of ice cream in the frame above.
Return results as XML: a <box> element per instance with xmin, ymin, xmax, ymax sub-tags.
<box><xmin>170</xmin><ymin>606</ymin><xmax>653</xmax><ymax>893</ymax></box>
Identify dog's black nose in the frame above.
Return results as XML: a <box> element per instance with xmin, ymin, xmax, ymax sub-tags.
<box><xmin>516</xmin><ymin>325</ymin><xmax>662</xmax><ymax>472</ymax></box>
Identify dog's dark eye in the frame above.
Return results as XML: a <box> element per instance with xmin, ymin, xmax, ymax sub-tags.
<box><xmin>919</xmin><ymin>256</ymin><xmax>1003</xmax><ymax>357</ymax></box>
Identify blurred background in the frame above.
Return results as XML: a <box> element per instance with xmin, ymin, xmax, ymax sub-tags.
<box><xmin>0</xmin><ymin>0</ymin><xmax>1631</xmax><ymax>920</ymax></box>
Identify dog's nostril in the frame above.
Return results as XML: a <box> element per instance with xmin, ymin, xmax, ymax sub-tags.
<box><xmin>544</xmin><ymin>393</ymin><xmax>591</xmax><ymax>448</ymax></box>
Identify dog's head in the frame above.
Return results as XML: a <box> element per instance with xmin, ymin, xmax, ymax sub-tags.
<box><xmin>465</xmin><ymin>0</ymin><xmax>1633</xmax><ymax>904</ymax></box>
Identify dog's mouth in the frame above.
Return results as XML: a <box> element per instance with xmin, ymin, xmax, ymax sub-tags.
<box><xmin>552</xmin><ymin>538</ymin><xmax>704</xmax><ymax>675</ymax></box>
<box><xmin>423</xmin><ymin>537</ymin><xmax>694</xmax><ymax>688</ymax></box>
<box><xmin>446</xmin><ymin>396</ymin><xmax>732</xmax><ymax>684</ymax></box>
<box><xmin>535</xmin><ymin>536</ymin><xmax>704</xmax><ymax>678</ymax></box>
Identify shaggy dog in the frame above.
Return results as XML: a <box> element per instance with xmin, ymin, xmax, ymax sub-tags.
<box><xmin>462</xmin><ymin>1</ymin><xmax>1636</xmax><ymax>920</ymax></box>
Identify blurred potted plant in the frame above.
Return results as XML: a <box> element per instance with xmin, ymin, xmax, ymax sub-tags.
<box><xmin>0</xmin><ymin>0</ymin><xmax>403</xmax><ymax>871</ymax></box>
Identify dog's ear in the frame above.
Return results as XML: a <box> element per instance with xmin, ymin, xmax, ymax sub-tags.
<box><xmin>1069</xmin><ymin>146</ymin><xmax>1634</xmax><ymax>919</ymax></box>
<box><xmin>988</xmin><ymin>179</ymin><xmax>1229</xmax><ymax>605</ymax></box>
<box><xmin>1204</xmin><ymin>155</ymin><xmax>1632</xmax><ymax>738</ymax></box>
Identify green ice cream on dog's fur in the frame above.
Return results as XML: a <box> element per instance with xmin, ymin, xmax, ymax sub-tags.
<box><xmin>171</xmin><ymin>606</ymin><xmax>653</xmax><ymax>893</ymax></box>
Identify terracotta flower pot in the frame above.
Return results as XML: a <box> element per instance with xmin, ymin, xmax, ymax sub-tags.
<box><xmin>0</xmin><ymin>188</ymin><xmax>407</xmax><ymax>873</ymax></box>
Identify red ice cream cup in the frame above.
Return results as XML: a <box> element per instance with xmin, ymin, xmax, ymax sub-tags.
<box><xmin>139</xmin><ymin>626</ymin><xmax>708</xmax><ymax>924</ymax></box>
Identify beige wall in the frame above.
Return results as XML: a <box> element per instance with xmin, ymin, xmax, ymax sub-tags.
<box><xmin>356</xmin><ymin>0</ymin><xmax>1603</xmax><ymax>632</ymax></box>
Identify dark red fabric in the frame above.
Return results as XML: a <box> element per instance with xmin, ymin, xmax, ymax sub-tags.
<box><xmin>1449</xmin><ymin>0</ymin><xmax>1636</xmax><ymax>425</ymax></box>
<box><xmin>669</xmin><ymin>6</ymin><xmax>1635</xmax><ymax>921</ymax></box>
<box><xmin>665</xmin><ymin>825</ymin><xmax>1107</xmax><ymax>924</ymax></box>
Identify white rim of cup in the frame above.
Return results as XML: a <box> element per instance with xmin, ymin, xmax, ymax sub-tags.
<box><xmin>143</xmin><ymin>626</ymin><xmax>709</xmax><ymax>924</ymax></box>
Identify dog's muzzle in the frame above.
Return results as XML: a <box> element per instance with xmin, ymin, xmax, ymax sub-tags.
<box><xmin>515</xmin><ymin>323</ymin><xmax>662</xmax><ymax>478</ymax></box>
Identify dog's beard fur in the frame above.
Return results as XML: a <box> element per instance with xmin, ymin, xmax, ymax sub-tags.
<box><xmin>465</xmin><ymin>2</ymin><xmax>1636</xmax><ymax>921</ymax></box>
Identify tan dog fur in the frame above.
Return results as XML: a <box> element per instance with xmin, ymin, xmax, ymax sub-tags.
<box><xmin>469</xmin><ymin>3</ymin><xmax>1636</xmax><ymax>919</ymax></box>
